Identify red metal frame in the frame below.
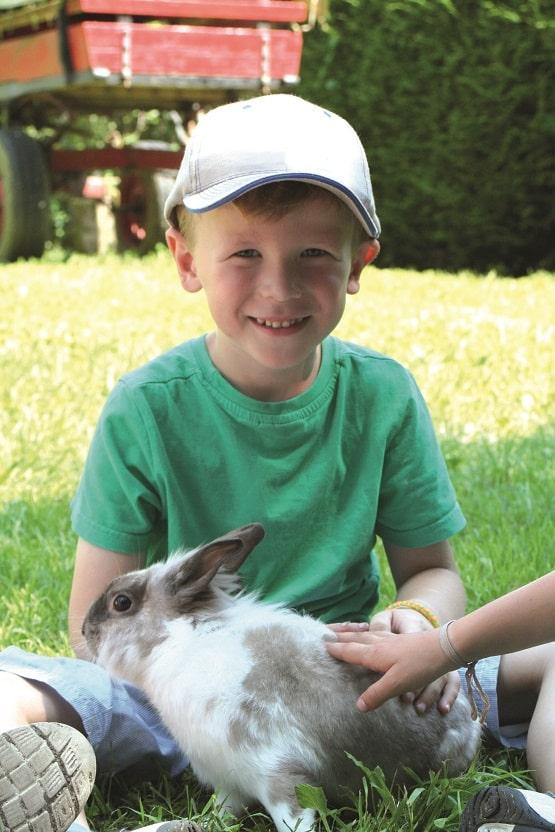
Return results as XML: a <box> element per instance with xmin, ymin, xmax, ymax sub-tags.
<box><xmin>0</xmin><ymin>29</ymin><xmax>62</xmax><ymax>86</ymax></box>
<box><xmin>50</xmin><ymin>147</ymin><xmax>183</xmax><ymax>171</ymax></box>
<box><xmin>0</xmin><ymin>19</ymin><xmax>303</xmax><ymax>97</ymax></box>
<box><xmin>65</xmin><ymin>0</ymin><xmax>308</xmax><ymax>22</ymax></box>
<box><xmin>70</xmin><ymin>22</ymin><xmax>302</xmax><ymax>79</ymax></box>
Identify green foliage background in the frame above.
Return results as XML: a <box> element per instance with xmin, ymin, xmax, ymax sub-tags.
<box><xmin>297</xmin><ymin>0</ymin><xmax>554</xmax><ymax>275</ymax></box>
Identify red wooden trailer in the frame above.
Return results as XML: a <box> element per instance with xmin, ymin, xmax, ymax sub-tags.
<box><xmin>0</xmin><ymin>0</ymin><xmax>324</xmax><ymax>260</ymax></box>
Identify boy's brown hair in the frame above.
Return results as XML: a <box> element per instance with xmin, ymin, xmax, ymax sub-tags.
<box><xmin>175</xmin><ymin>181</ymin><xmax>370</xmax><ymax>250</ymax></box>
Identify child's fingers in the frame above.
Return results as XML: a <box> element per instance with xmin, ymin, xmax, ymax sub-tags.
<box><xmin>437</xmin><ymin>670</ymin><xmax>460</xmax><ymax>714</ymax></box>
<box><xmin>411</xmin><ymin>679</ymin><xmax>446</xmax><ymax>714</ymax></box>
<box><xmin>326</xmin><ymin>641</ymin><xmax>398</xmax><ymax>710</ymax></box>
<box><xmin>326</xmin><ymin>639</ymin><xmax>378</xmax><ymax>667</ymax></box>
<box><xmin>332</xmin><ymin>632</ymin><xmax>376</xmax><ymax>645</ymax></box>
<box><xmin>412</xmin><ymin>671</ymin><xmax>460</xmax><ymax>715</ymax></box>
<box><xmin>356</xmin><ymin>677</ymin><xmax>396</xmax><ymax>711</ymax></box>
<box><xmin>328</xmin><ymin>621</ymin><xmax>370</xmax><ymax>633</ymax></box>
<box><xmin>332</xmin><ymin>629</ymin><xmax>396</xmax><ymax>646</ymax></box>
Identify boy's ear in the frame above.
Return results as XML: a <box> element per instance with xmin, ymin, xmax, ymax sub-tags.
<box><xmin>166</xmin><ymin>226</ymin><xmax>203</xmax><ymax>293</ymax></box>
<box><xmin>347</xmin><ymin>239</ymin><xmax>380</xmax><ymax>295</ymax></box>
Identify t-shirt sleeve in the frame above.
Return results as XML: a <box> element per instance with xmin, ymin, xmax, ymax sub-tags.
<box><xmin>71</xmin><ymin>380</ymin><xmax>162</xmax><ymax>553</ymax></box>
<box><xmin>375</xmin><ymin>372</ymin><xmax>465</xmax><ymax>547</ymax></box>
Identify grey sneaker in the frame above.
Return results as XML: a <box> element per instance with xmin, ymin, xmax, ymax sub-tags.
<box><xmin>0</xmin><ymin>722</ymin><xmax>96</xmax><ymax>832</ymax></box>
<box><xmin>460</xmin><ymin>786</ymin><xmax>555</xmax><ymax>832</ymax></box>
<box><xmin>69</xmin><ymin>821</ymin><xmax>205</xmax><ymax>832</ymax></box>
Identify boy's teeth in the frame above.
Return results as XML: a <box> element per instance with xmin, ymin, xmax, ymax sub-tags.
<box><xmin>256</xmin><ymin>318</ymin><xmax>303</xmax><ymax>328</ymax></box>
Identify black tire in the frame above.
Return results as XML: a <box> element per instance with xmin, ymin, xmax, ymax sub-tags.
<box><xmin>114</xmin><ymin>170</ymin><xmax>174</xmax><ymax>255</ymax></box>
<box><xmin>0</xmin><ymin>129</ymin><xmax>51</xmax><ymax>262</ymax></box>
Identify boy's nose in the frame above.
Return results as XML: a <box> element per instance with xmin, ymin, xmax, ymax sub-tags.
<box><xmin>258</xmin><ymin>263</ymin><xmax>302</xmax><ymax>301</ymax></box>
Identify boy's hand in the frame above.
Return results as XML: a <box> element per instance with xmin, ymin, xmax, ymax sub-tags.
<box><xmin>368</xmin><ymin>606</ymin><xmax>432</xmax><ymax>634</ymax></box>
<box><xmin>328</xmin><ymin>618</ymin><xmax>460</xmax><ymax>715</ymax></box>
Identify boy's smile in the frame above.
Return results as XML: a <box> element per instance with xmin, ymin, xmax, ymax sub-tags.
<box><xmin>253</xmin><ymin>316</ymin><xmax>306</xmax><ymax>331</ymax></box>
<box><xmin>168</xmin><ymin>194</ymin><xmax>378</xmax><ymax>401</ymax></box>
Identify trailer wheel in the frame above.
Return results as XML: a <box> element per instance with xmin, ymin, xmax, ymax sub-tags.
<box><xmin>115</xmin><ymin>171</ymin><xmax>173</xmax><ymax>254</ymax></box>
<box><xmin>0</xmin><ymin>129</ymin><xmax>51</xmax><ymax>262</ymax></box>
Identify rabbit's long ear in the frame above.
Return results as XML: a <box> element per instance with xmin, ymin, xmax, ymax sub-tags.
<box><xmin>169</xmin><ymin>523</ymin><xmax>265</xmax><ymax>597</ymax></box>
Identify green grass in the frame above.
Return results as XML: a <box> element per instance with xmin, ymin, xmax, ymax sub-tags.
<box><xmin>1</xmin><ymin>251</ymin><xmax>554</xmax><ymax>830</ymax></box>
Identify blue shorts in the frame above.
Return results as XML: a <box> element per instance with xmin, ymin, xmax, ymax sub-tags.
<box><xmin>0</xmin><ymin>647</ymin><xmax>527</xmax><ymax>777</ymax></box>
<box><xmin>0</xmin><ymin>647</ymin><xmax>188</xmax><ymax>777</ymax></box>
<box><xmin>457</xmin><ymin>655</ymin><xmax>527</xmax><ymax>750</ymax></box>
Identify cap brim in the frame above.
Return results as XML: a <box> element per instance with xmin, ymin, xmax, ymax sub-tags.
<box><xmin>182</xmin><ymin>172</ymin><xmax>380</xmax><ymax>238</ymax></box>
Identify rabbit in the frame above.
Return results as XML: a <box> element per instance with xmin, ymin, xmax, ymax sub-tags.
<box><xmin>82</xmin><ymin>523</ymin><xmax>481</xmax><ymax>832</ymax></box>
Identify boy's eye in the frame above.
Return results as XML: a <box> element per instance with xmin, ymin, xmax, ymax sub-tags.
<box><xmin>302</xmin><ymin>248</ymin><xmax>329</xmax><ymax>257</ymax></box>
<box><xmin>234</xmin><ymin>249</ymin><xmax>260</xmax><ymax>258</ymax></box>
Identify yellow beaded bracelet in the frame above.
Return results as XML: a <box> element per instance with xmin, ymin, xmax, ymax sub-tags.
<box><xmin>385</xmin><ymin>600</ymin><xmax>440</xmax><ymax>629</ymax></box>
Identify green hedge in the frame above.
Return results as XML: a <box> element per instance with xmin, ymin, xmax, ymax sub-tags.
<box><xmin>297</xmin><ymin>0</ymin><xmax>554</xmax><ymax>275</ymax></box>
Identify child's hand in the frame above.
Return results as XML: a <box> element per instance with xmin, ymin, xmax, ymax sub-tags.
<box><xmin>326</xmin><ymin>626</ymin><xmax>459</xmax><ymax>715</ymax></box>
<box><xmin>370</xmin><ymin>608</ymin><xmax>459</xmax><ymax>713</ymax></box>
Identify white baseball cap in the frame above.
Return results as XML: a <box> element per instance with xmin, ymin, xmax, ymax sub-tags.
<box><xmin>164</xmin><ymin>94</ymin><xmax>381</xmax><ymax>238</ymax></box>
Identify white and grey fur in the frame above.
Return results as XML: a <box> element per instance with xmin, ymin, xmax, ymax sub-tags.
<box><xmin>83</xmin><ymin>523</ymin><xmax>481</xmax><ymax>832</ymax></box>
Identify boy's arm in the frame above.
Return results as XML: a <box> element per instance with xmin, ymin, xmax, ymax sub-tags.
<box><xmin>368</xmin><ymin>539</ymin><xmax>465</xmax><ymax>713</ymax></box>
<box><xmin>375</xmin><ymin>539</ymin><xmax>466</xmax><ymax>632</ymax></box>
<box><xmin>68</xmin><ymin>538</ymin><xmax>144</xmax><ymax>659</ymax></box>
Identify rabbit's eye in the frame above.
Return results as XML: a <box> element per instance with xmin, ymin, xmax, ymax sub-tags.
<box><xmin>112</xmin><ymin>594</ymin><xmax>132</xmax><ymax>612</ymax></box>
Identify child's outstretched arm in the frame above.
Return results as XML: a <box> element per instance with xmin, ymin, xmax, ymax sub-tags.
<box><xmin>68</xmin><ymin>538</ymin><xmax>144</xmax><ymax>659</ymax></box>
<box><xmin>327</xmin><ymin>571</ymin><xmax>555</xmax><ymax>712</ymax></box>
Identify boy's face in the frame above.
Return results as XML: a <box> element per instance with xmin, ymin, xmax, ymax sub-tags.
<box><xmin>167</xmin><ymin>193</ymin><xmax>379</xmax><ymax>399</ymax></box>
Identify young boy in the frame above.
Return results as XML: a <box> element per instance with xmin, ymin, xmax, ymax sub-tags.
<box><xmin>0</xmin><ymin>95</ymin><xmax>529</xmax><ymax>832</ymax></box>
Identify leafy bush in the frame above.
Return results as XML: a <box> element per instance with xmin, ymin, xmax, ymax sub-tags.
<box><xmin>298</xmin><ymin>0</ymin><xmax>554</xmax><ymax>275</ymax></box>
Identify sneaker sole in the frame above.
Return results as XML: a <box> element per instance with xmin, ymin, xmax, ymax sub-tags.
<box><xmin>461</xmin><ymin>786</ymin><xmax>555</xmax><ymax>832</ymax></box>
<box><xmin>0</xmin><ymin>722</ymin><xmax>96</xmax><ymax>832</ymax></box>
<box><xmin>137</xmin><ymin>823</ymin><xmax>205</xmax><ymax>832</ymax></box>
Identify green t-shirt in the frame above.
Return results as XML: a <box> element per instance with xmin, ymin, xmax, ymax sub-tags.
<box><xmin>71</xmin><ymin>335</ymin><xmax>465</xmax><ymax>622</ymax></box>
